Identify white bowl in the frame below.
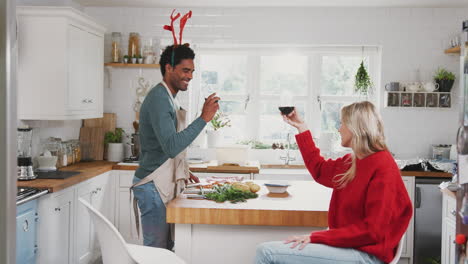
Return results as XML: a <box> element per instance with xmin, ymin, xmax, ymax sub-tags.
<box><xmin>37</xmin><ymin>156</ymin><xmax>57</xmax><ymax>170</ymax></box>
<box><xmin>265</xmin><ymin>181</ymin><xmax>290</xmax><ymax>193</ymax></box>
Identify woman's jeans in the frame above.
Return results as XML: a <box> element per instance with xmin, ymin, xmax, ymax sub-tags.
<box><xmin>256</xmin><ymin>241</ymin><xmax>384</xmax><ymax>264</ymax></box>
<box><xmin>132</xmin><ymin>176</ymin><xmax>173</xmax><ymax>250</ymax></box>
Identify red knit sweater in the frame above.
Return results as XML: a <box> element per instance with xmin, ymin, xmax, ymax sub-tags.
<box><xmin>295</xmin><ymin>130</ymin><xmax>413</xmax><ymax>263</ymax></box>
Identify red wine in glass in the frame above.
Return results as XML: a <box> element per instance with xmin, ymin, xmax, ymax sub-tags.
<box><xmin>279</xmin><ymin>106</ymin><xmax>294</xmax><ymax>115</ymax></box>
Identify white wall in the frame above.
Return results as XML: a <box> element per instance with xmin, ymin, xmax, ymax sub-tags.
<box><xmin>84</xmin><ymin>6</ymin><xmax>467</xmax><ymax>159</ymax></box>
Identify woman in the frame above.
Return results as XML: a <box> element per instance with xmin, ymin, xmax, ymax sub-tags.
<box><xmin>256</xmin><ymin>101</ymin><xmax>412</xmax><ymax>264</ymax></box>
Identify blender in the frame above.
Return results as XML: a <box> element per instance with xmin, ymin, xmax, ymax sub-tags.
<box><xmin>17</xmin><ymin>128</ymin><xmax>36</xmax><ymax>180</ymax></box>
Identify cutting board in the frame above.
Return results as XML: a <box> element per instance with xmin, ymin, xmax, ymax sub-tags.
<box><xmin>79</xmin><ymin>127</ymin><xmax>105</xmax><ymax>160</ymax></box>
<box><xmin>83</xmin><ymin>113</ymin><xmax>116</xmax><ymax>133</ymax></box>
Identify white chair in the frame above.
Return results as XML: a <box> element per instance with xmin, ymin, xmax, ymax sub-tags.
<box><xmin>78</xmin><ymin>198</ymin><xmax>185</xmax><ymax>264</ymax></box>
<box><xmin>388</xmin><ymin>234</ymin><xmax>405</xmax><ymax>264</ymax></box>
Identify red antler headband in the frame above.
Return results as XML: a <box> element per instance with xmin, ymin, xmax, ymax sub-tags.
<box><xmin>163</xmin><ymin>9</ymin><xmax>192</xmax><ymax>46</ymax></box>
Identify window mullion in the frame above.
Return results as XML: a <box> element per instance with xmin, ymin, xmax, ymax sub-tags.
<box><xmin>309</xmin><ymin>52</ymin><xmax>322</xmax><ymax>136</ymax></box>
<box><xmin>247</xmin><ymin>54</ymin><xmax>261</xmax><ymax>141</ymax></box>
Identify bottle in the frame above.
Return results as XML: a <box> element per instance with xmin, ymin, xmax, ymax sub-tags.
<box><xmin>111</xmin><ymin>32</ymin><xmax>122</xmax><ymax>63</ymax></box>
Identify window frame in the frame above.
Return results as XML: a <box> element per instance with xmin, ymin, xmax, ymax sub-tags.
<box><xmin>190</xmin><ymin>45</ymin><xmax>381</xmax><ymax>143</ymax></box>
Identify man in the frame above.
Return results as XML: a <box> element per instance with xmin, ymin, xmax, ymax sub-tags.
<box><xmin>132</xmin><ymin>44</ymin><xmax>219</xmax><ymax>249</ymax></box>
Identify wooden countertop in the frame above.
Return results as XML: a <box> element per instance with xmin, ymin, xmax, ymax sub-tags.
<box><xmin>17</xmin><ymin>161</ymin><xmax>116</xmax><ymax>192</ymax></box>
<box><xmin>116</xmin><ymin>163</ymin><xmax>452</xmax><ymax>178</ymax></box>
<box><xmin>18</xmin><ymin>160</ymin><xmax>452</xmax><ymax>193</ymax></box>
<box><xmin>441</xmin><ymin>188</ymin><xmax>457</xmax><ymax>199</ymax></box>
<box><xmin>166</xmin><ymin>180</ymin><xmax>332</xmax><ymax>227</ymax></box>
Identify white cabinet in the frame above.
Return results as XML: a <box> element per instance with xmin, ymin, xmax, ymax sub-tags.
<box><xmin>441</xmin><ymin>191</ymin><xmax>456</xmax><ymax>264</ymax></box>
<box><xmin>16</xmin><ymin>6</ymin><xmax>105</xmax><ymax>120</ymax></box>
<box><xmin>74</xmin><ymin>172</ymin><xmax>113</xmax><ymax>264</ymax></box>
<box><xmin>37</xmin><ymin>172</ymin><xmax>114</xmax><ymax>264</ymax></box>
<box><xmin>114</xmin><ymin>170</ymin><xmax>143</xmax><ymax>245</ymax></box>
<box><xmin>399</xmin><ymin>176</ymin><xmax>415</xmax><ymax>264</ymax></box>
<box><xmin>37</xmin><ymin>188</ymin><xmax>75</xmax><ymax>264</ymax></box>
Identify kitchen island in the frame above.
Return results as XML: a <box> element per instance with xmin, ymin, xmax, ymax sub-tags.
<box><xmin>167</xmin><ymin>180</ymin><xmax>332</xmax><ymax>264</ymax></box>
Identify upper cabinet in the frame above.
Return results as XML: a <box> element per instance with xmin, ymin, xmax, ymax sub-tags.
<box><xmin>17</xmin><ymin>6</ymin><xmax>106</xmax><ymax>120</ymax></box>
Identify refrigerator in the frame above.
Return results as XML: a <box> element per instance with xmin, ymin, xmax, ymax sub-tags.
<box><xmin>455</xmin><ymin>20</ymin><xmax>468</xmax><ymax>264</ymax></box>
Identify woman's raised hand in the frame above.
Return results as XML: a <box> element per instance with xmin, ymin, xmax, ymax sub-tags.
<box><xmin>282</xmin><ymin>109</ymin><xmax>308</xmax><ymax>133</ymax></box>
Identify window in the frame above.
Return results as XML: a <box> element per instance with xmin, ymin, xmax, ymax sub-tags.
<box><xmin>191</xmin><ymin>46</ymin><xmax>380</xmax><ymax>147</ymax></box>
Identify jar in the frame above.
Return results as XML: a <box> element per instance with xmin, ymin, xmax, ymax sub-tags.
<box><xmin>60</xmin><ymin>141</ymin><xmax>68</xmax><ymax>167</ymax></box>
<box><xmin>128</xmin><ymin>32</ymin><xmax>140</xmax><ymax>58</ymax></box>
<box><xmin>143</xmin><ymin>44</ymin><xmax>155</xmax><ymax>64</ymax></box>
<box><xmin>111</xmin><ymin>32</ymin><xmax>122</xmax><ymax>63</ymax></box>
<box><xmin>65</xmin><ymin>141</ymin><xmax>74</xmax><ymax>165</ymax></box>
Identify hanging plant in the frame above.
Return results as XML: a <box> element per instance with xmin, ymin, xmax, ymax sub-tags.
<box><xmin>354</xmin><ymin>61</ymin><xmax>373</xmax><ymax>95</ymax></box>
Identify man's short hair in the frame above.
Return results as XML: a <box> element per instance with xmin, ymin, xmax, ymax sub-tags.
<box><xmin>159</xmin><ymin>44</ymin><xmax>195</xmax><ymax>76</ymax></box>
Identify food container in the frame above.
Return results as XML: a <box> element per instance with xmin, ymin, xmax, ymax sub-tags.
<box><xmin>111</xmin><ymin>32</ymin><xmax>122</xmax><ymax>63</ymax></box>
<box><xmin>265</xmin><ymin>181</ymin><xmax>290</xmax><ymax>194</ymax></box>
<box><xmin>215</xmin><ymin>145</ymin><xmax>250</xmax><ymax>165</ymax></box>
<box><xmin>432</xmin><ymin>144</ymin><xmax>451</xmax><ymax>160</ymax></box>
<box><xmin>128</xmin><ymin>32</ymin><xmax>140</xmax><ymax>58</ymax></box>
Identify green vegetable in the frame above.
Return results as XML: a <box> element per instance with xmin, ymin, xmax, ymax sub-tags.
<box><xmin>210</xmin><ymin>112</ymin><xmax>231</xmax><ymax>131</ymax></box>
<box><xmin>354</xmin><ymin>61</ymin><xmax>373</xmax><ymax>94</ymax></box>
<box><xmin>104</xmin><ymin>128</ymin><xmax>125</xmax><ymax>144</ymax></box>
<box><xmin>204</xmin><ymin>184</ymin><xmax>258</xmax><ymax>203</ymax></box>
<box><xmin>434</xmin><ymin>67</ymin><xmax>455</xmax><ymax>81</ymax></box>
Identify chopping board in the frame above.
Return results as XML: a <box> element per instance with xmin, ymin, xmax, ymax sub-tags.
<box><xmin>83</xmin><ymin>113</ymin><xmax>116</xmax><ymax>133</ymax></box>
<box><xmin>79</xmin><ymin>127</ymin><xmax>105</xmax><ymax>160</ymax></box>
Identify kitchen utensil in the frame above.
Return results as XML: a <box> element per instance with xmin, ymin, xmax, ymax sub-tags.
<box><xmin>37</xmin><ymin>155</ymin><xmax>58</xmax><ymax>171</ymax></box>
<box><xmin>385</xmin><ymin>82</ymin><xmax>400</xmax><ymax>91</ymax></box>
<box><xmin>265</xmin><ymin>181</ymin><xmax>290</xmax><ymax>194</ymax></box>
<box><xmin>432</xmin><ymin>144</ymin><xmax>451</xmax><ymax>160</ymax></box>
<box><xmin>79</xmin><ymin>127</ymin><xmax>105</xmax><ymax>160</ymax></box>
<box><xmin>422</xmin><ymin>82</ymin><xmax>439</xmax><ymax>92</ymax></box>
<box><xmin>405</xmin><ymin>82</ymin><xmax>422</xmax><ymax>92</ymax></box>
<box><xmin>84</xmin><ymin>113</ymin><xmax>116</xmax><ymax>134</ymax></box>
<box><xmin>133</xmin><ymin>121</ymin><xmax>139</xmax><ymax>133</ymax></box>
<box><xmin>17</xmin><ymin>128</ymin><xmax>36</xmax><ymax>180</ymax></box>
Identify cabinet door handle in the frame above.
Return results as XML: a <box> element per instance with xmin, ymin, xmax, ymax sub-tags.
<box><xmin>82</xmin><ymin>99</ymin><xmax>87</xmax><ymax>103</ymax></box>
<box><xmin>96</xmin><ymin>187</ymin><xmax>102</xmax><ymax>191</ymax></box>
<box><xmin>415</xmin><ymin>186</ymin><xmax>421</xmax><ymax>208</ymax></box>
<box><xmin>451</xmin><ymin>210</ymin><xmax>457</xmax><ymax>216</ymax></box>
<box><xmin>92</xmin><ymin>190</ymin><xmax>98</xmax><ymax>194</ymax></box>
<box><xmin>23</xmin><ymin>219</ymin><xmax>29</xmax><ymax>232</ymax></box>
<box><xmin>55</xmin><ymin>207</ymin><xmax>61</xmax><ymax>212</ymax></box>
<box><xmin>88</xmin><ymin>99</ymin><xmax>93</xmax><ymax>103</ymax></box>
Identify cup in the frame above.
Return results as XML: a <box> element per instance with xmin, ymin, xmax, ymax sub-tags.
<box><xmin>422</xmin><ymin>82</ymin><xmax>439</xmax><ymax>92</ymax></box>
<box><xmin>385</xmin><ymin>82</ymin><xmax>400</xmax><ymax>91</ymax></box>
<box><xmin>405</xmin><ymin>82</ymin><xmax>422</xmax><ymax>92</ymax></box>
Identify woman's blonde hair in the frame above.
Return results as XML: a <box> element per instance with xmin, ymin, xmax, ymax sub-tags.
<box><xmin>334</xmin><ymin>101</ymin><xmax>388</xmax><ymax>188</ymax></box>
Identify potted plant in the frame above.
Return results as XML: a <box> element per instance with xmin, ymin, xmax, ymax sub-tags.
<box><xmin>354</xmin><ymin>61</ymin><xmax>373</xmax><ymax>95</ymax></box>
<box><xmin>104</xmin><ymin>128</ymin><xmax>125</xmax><ymax>162</ymax></box>
<box><xmin>131</xmin><ymin>54</ymin><xmax>137</xmax><ymax>64</ymax></box>
<box><xmin>434</xmin><ymin>67</ymin><xmax>456</xmax><ymax>92</ymax></box>
<box><xmin>137</xmin><ymin>54</ymin><xmax>143</xmax><ymax>64</ymax></box>
<box><xmin>123</xmin><ymin>55</ymin><xmax>129</xmax><ymax>64</ymax></box>
<box><xmin>207</xmin><ymin>112</ymin><xmax>231</xmax><ymax>148</ymax></box>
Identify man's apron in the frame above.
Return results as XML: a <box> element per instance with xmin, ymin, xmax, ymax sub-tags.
<box><xmin>131</xmin><ymin>82</ymin><xmax>190</xmax><ymax>237</ymax></box>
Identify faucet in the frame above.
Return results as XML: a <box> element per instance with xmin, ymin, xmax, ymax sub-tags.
<box><xmin>280</xmin><ymin>133</ymin><xmax>296</xmax><ymax>165</ymax></box>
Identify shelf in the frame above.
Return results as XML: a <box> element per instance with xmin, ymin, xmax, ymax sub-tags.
<box><xmin>104</xmin><ymin>63</ymin><xmax>160</xmax><ymax>68</ymax></box>
<box><xmin>385</xmin><ymin>91</ymin><xmax>451</xmax><ymax>108</ymax></box>
<box><xmin>444</xmin><ymin>46</ymin><xmax>460</xmax><ymax>54</ymax></box>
